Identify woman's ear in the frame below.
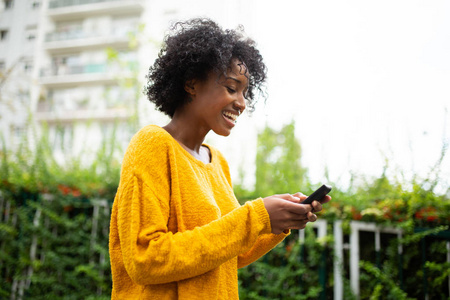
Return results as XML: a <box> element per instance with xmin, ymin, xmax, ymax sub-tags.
<box><xmin>184</xmin><ymin>79</ymin><xmax>196</xmax><ymax>96</ymax></box>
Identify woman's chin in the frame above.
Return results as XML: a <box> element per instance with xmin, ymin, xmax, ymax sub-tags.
<box><xmin>213</xmin><ymin>128</ymin><xmax>232</xmax><ymax>137</ymax></box>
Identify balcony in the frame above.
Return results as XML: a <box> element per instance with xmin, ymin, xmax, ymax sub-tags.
<box><xmin>47</xmin><ymin>0</ymin><xmax>144</xmax><ymax>21</ymax></box>
<box><xmin>40</xmin><ymin>63</ymin><xmax>116</xmax><ymax>88</ymax></box>
<box><xmin>36</xmin><ymin>93</ymin><xmax>132</xmax><ymax>123</ymax></box>
<box><xmin>45</xmin><ymin>30</ymin><xmax>130</xmax><ymax>54</ymax></box>
<box><xmin>35</xmin><ymin>107</ymin><xmax>132</xmax><ymax>123</ymax></box>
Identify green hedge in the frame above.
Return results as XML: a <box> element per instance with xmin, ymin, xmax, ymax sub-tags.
<box><xmin>1</xmin><ymin>127</ymin><xmax>119</xmax><ymax>299</ymax></box>
<box><xmin>0</xmin><ymin>191</ymin><xmax>111</xmax><ymax>299</ymax></box>
<box><xmin>2</xmin><ymin>189</ymin><xmax>448</xmax><ymax>299</ymax></box>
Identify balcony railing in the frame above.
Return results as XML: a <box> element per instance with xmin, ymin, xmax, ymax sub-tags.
<box><xmin>37</xmin><ymin>94</ymin><xmax>130</xmax><ymax>113</ymax></box>
<box><xmin>35</xmin><ymin>108</ymin><xmax>131</xmax><ymax>123</ymax></box>
<box><xmin>48</xmin><ymin>0</ymin><xmax>121</xmax><ymax>9</ymax></box>
<box><xmin>46</xmin><ymin>30</ymin><xmax>85</xmax><ymax>42</ymax></box>
<box><xmin>45</xmin><ymin>29</ymin><xmax>130</xmax><ymax>43</ymax></box>
<box><xmin>40</xmin><ymin>61</ymin><xmax>138</xmax><ymax>77</ymax></box>
<box><xmin>39</xmin><ymin>61</ymin><xmax>137</xmax><ymax>87</ymax></box>
<box><xmin>47</xmin><ymin>0</ymin><xmax>143</xmax><ymax>21</ymax></box>
<box><xmin>40</xmin><ymin>63</ymin><xmax>108</xmax><ymax>77</ymax></box>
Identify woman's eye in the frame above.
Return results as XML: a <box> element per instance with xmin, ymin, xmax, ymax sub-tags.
<box><xmin>226</xmin><ymin>87</ymin><xmax>236</xmax><ymax>93</ymax></box>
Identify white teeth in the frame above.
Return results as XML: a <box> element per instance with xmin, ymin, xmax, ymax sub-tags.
<box><xmin>223</xmin><ymin>111</ymin><xmax>238</xmax><ymax>122</ymax></box>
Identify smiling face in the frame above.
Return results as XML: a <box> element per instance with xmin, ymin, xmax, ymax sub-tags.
<box><xmin>183</xmin><ymin>59</ymin><xmax>249</xmax><ymax>137</ymax></box>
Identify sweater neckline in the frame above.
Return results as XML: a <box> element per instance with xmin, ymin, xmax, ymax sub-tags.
<box><xmin>154</xmin><ymin>125</ymin><xmax>215</xmax><ymax>168</ymax></box>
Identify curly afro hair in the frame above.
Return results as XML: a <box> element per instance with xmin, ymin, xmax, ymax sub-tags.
<box><xmin>144</xmin><ymin>18</ymin><xmax>267</xmax><ymax>118</ymax></box>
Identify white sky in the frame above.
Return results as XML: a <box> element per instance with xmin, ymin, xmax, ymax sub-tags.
<box><xmin>239</xmin><ymin>0</ymin><xmax>450</xmax><ymax>190</ymax></box>
<box><xmin>151</xmin><ymin>0</ymin><xmax>450</xmax><ymax>192</ymax></box>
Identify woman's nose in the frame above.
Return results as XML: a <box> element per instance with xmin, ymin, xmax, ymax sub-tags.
<box><xmin>235</xmin><ymin>93</ymin><xmax>246</xmax><ymax>113</ymax></box>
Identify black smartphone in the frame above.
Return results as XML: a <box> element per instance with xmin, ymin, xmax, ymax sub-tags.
<box><xmin>301</xmin><ymin>184</ymin><xmax>332</xmax><ymax>205</ymax></box>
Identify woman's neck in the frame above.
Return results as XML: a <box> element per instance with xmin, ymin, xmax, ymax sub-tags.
<box><xmin>163</xmin><ymin>116</ymin><xmax>208</xmax><ymax>154</ymax></box>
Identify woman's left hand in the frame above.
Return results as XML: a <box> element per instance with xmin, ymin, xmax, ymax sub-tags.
<box><xmin>289</xmin><ymin>192</ymin><xmax>331</xmax><ymax>222</ymax></box>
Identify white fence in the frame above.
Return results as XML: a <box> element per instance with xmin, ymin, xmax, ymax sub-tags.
<box><xmin>301</xmin><ymin>220</ymin><xmax>450</xmax><ymax>300</ymax></box>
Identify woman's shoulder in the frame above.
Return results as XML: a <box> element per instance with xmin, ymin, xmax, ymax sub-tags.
<box><xmin>129</xmin><ymin>125</ymin><xmax>173</xmax><ymax>149</ymax></box>
<box><xmin>133</xmin><ymin>124</ymin><xmax>171</xmax><ymax>142</ymax></box>
<box><xmin>125</xmin><ymin>125</ymin><xmax>173</xmax><ymax>160</ymax></box>
<box><xmin>121</xmin><ymin>125</ymin><xmax>173</xmax><ymax>185</ymax></box>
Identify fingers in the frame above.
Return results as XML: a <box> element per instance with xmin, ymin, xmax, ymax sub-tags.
<box><xmin>263</xmin><ymin>192</ymin><xmax>330</xmax><ymax>234</ymax></box>
<box><xmin>284</xmin><ymin>212</ymin><xmax>316</xmax><ymax>232</ymax></box>
<box><xmin>307</xmin><ymin>211</ymin><xmax>317</xmax><ymax>222</ymax></box>
<box><xmin>282</xmin><ymin>199</ymin><xmax>312</xmax><ymax>215</ymax></box>
<box><xmin>288</xmin><ymin>219</ymin><xmax>309</xmax><ymax>230</ymax></box>
<box><xmin>289</xmin><ymin>212</ymin><xmax>309</xmax><ymax>221</ymax></box>
<box><xmin>292</xmin><ymin>192</ymin><xmax>307</xmax><ymax>202</ymax></box>
<box><xmin>321</xmin><ymin>195</ymin><xmax>332</xmax><ymax>204</ymax></box>
<box><xmin>273</xmin><ymin>196</ymin><xmax>322</xmax><ymax>217</ymax></box>
<box><xmin>311</xmin><ymin>200</ymin><xmax>323</xmax><ymax>213</ymax></box>
<box><xmin>276</xmin><ymin>193</ymin><xmax>331</xmax><ymax>205</ymax></box>
<box><xmin>276</xmin><ymin>193</ymin><xmax>302</xmax><ymax>204</ymax></box>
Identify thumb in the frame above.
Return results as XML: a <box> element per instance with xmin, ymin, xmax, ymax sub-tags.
<box><xmin>278</xmin><ymin>193</ymin><xmax>302</xmax><ymax>204</ymax></box>
<box><xmin>292</xmin><ymin>192</ymin><xmax>307</xmax><ymax>202</ymax></box>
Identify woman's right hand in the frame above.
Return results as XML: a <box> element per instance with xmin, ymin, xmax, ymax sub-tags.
<box><xmin>263</xmin><ymin>193</ymin><xmax>322</xmax><ymax>234</ymax></box>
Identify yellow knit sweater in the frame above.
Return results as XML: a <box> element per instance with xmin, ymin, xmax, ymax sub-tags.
<box><xmin>109</xmin><ymin>125</ymin><xmax>288</xmax><ymax>299</ymax></box>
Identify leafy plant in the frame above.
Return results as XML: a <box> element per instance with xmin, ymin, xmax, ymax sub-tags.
<box><xmin>239</xmin><ymin>227</ymin><xmax>327</xmax><ymax>299</ymax></box>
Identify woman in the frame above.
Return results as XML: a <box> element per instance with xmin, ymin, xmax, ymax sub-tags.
<box><xmin>109</xmin><ymin>18</ymin><xmax>330</xmax><ymax>299</ymax></box>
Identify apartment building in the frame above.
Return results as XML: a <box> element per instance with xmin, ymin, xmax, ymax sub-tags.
<box><xmin>0</xmin><ymin>0</ymin><xmax>149</xmax><ymax>155</ymax></box>
<box><xmin>0</xmin><ymin>0</ymin><xmax>41</xmax><ymax>146</ymax></box>
<box><xmin>33</xmin><ymin>0</ymin><xmax>150</xmax><ymax>158</ymax></box>
<box><xmin>1</xmin><ymin>0</ymin><xmax>258</xmax><ymax>184</ymax></box>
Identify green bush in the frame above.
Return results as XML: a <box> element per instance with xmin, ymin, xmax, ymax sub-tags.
<box><xmin>236</xmin><ymin>122</ymin><xmax>450</xmax><ymax>299</ymax></box>
<box><xmin>238</xmin><ymin>227</ymin><xmax>329</xmax><ymax>299</ymax></box>
<box><xmin>0</xmin><ymin>125</ymin><xmax>119</xmax><ymax>299</ymax></box>
<box><xmin>0</xmin><ymin>191</ymin><xmax>112</xmax><ymax>299</ymax></box>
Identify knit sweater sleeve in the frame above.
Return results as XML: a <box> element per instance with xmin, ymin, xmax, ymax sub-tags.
<box><xmin>117</xmin><ymin>179</ymin><xmax>272</xmax><ymax>285</ymax></box>
<box><xmin>113</xmin><ymin>127</ymin><xmax>277</xmax><ymax>285</ymax></box>
<box><xmin>237</xmin><ymin>231</ymin><xmax>289</xmax><ymax>268</ymax></box>
<box><xmin>212</xmin><ymin>150</ymin><xmax>290</xmax><ymax>268</ymax></box>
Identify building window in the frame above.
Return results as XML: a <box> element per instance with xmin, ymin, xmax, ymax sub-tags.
<box><xmin>31</xmin><ymin>1</ymin><xmax>40</xmax><ymax>9</ymax></box>
<box><xmin>27</xmin><ymin>33</ymin><xmax>36</xmax><ymax>41</ymax></box>
<box><xmin>1</xmin><ymin>29</ymin><xmax>9</xmax><ymax>41</ymax></box>
<box><xmin>24</xmin><ymin>61</ymin><xmax>33</xmax><ymax>73</ymax></box>
<box><xmin>26</xmin><ymin>26</ymin><xmax>37</xmax><ymax>42</ymax></box>
<box><xmin>4</xmin><ymin>0</ymin><xmax>14</xmax><ymax>9</ymax></box>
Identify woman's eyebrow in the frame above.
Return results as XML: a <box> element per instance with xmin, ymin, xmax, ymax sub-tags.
<box><xmin>225</xmin><ymin>76</ymin><xmax>241</xmax><ymax>83</ymax></box>
<box><xmin>225</xmin><ymin>76</ymin><xmax>249</xmax><ymax>86</ymax></box>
